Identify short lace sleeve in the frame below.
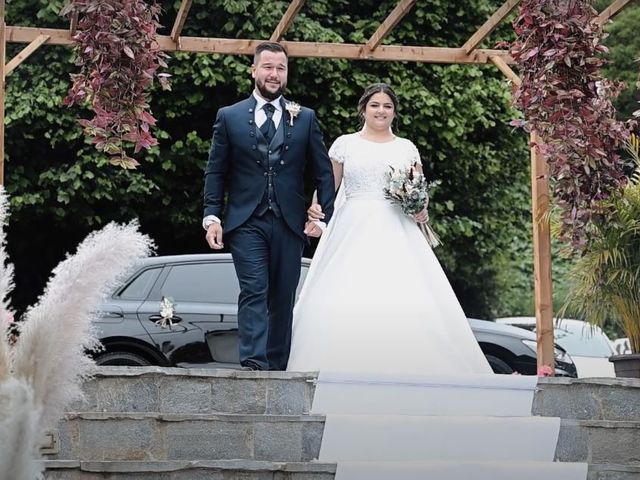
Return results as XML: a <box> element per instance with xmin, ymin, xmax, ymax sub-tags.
<box><xmin>407</xmin><ymin>140</ymin><xmax>421</xmax><ymax>166</ymax></box>
<box><xmin>328</xmin><ymin>135</ymin><xmax>349</xmax><ymax>164</ymax></box>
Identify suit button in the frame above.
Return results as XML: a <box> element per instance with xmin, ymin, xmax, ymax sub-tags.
<box><xmin>250</xmin><ymin>132</ymin><xmax>255</xmax><ymax>137</ymax></box>
<box><xmin>280</xmin><ymin>160</ymin><xmax>284</xmax><ymax>165</ymax></box>
<box><xmin>249</xmin><ymin>120</ymin><xmax>254</xmax><ymax>124</ymax></box>
<box><xmin>268</xmin><ymin>150</ymin><xmax>272</xmax><ymax>154</ymax></box>
<box><xmin>249</xmin><ymin>108</ymin><xmax>254</xmax><ymax>113</ymax></box>
<box><xmin>285</xmin><ymin>146</ymin><xmax>289</xmax><ymax>150</ymax></box>
<box><xmin>252</xmin><ymin>145</ymin><xmax>257</xmax><ymax>150</ymax></box>
<box><xmin>287</xmin><ymin>133</ymin><xmax>292</xmax><ymax>138</ymax></box>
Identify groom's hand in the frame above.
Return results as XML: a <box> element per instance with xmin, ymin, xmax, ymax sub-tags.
<box><xmin>206</xmin><ymin>223</ymin><xmax>224</xmax><ymax>250</ymax></box>
<box><xmin>307</xmin><ymin>203</ymin><xmax>325</xmax><ymax>221</ymax></box>
<box><xmin>304</xmin><ymin>221</ymin><xmax>323</xmax><ymax>238</ymax></box>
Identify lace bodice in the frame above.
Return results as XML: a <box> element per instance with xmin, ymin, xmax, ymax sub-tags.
<box><xmin>328</xmin><ymin>133</ymin><xmax>421</xmax><ymax>199</ymax></box>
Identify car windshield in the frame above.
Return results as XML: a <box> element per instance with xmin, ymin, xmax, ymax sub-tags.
<box><xmin>513</xmin><ymin>321</ymin><xmax>613</xmax><ymax>357</ymax></box>
<box><xmin>553</xmin><ymin>325</ymin><xmax>613</xmax><ymax>357</ymax></box>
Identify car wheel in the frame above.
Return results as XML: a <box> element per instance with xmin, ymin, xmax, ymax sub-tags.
<box><xmin>95</xmin><ymin>351</ymin><xmax>152</xmax><ymax>366</ymax></box>
<box><xmin>485</xmin><ymin>354</ymin><xmax>514</xmax><ymax>374</ymax></box>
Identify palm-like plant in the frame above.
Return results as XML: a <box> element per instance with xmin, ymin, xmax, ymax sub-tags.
<box><xmin>560</xmin><ymin>133</ymin><xmax>640</xmax><ymax>353</ymax></box>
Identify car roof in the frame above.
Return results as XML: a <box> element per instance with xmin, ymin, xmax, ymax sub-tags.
<box><xmin>497</xmin><ymin>316</ymin><xmax>603</xmax><ymax>333</ymax></box>
<box><xmin>468</xmin><ymin>318</ymin><xmax>537</xmax><ymax>340</ymax></box>
<box><xmin>134</xmin><ymin>253</ymin><xmax>312</xmax><ymax>267</ymax></box>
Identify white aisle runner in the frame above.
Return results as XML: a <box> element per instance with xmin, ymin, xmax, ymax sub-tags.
<box><xmin>312</xmin><ymin>371</ymin><xmax>588</xmax><ymax>480</ymax></box>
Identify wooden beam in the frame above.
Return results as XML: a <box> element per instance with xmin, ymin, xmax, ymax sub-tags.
<box><xmin>530</xmin><ymin>131</ymin><xmax>554</xmax><ymax>374</ymax></box>
<box><xmin>0</xmin><ymin>0</ymin><xmax>5</xmax><ymax>186</ymax></box>
<box><xmin>4</xmin><ymin>34</ymin><xmax>49</xmax><ymax>77</ymax></box>
<box><xmin>463</xmin><ymin>0</ymin><xmax>521</xmax><ymax>54</ymax></box>
<box><xmin>365</xmin><ymin>0</ymin><xmax>416</xmax><ymax>52</ymax></box>
<box><xmin>597</xmin><ymin>0</ymin><xmax>634</xmax><ymax>25</ymax></box>
<box><xmin>70</xmin><ymin>11</ymin><xmax>79</xmax><ymax>37</ymax></box>
<box><xmin>4</xmin><ymin>26</ymin><xmax>514</xmax><ymax>64</ymax></box>
<box><xmin>270</xmin><ymin>0</ymin><xmax>305</xmax><ymax>42</ymax></box>
<box><xmin>170</xmin><ymin>0</ymin><xmax>193</xmax><ymax>43</ymax></box>
<box><xmin>490</xmin><ymin>55</ymin><xmax>521</xmax><ymax>87</ymax></box>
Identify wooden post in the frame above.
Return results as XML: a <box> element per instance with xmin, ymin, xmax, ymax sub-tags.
<box><xmin>0</xmin><ymin>0</ymin><xmax>5</xmax><ymax>186</ymax></box>
<box><xmin>530</xmin><ymin>131</ymin><xmax>554</xmax><ymax>373</ymax></box>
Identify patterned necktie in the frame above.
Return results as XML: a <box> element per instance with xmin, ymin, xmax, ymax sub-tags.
<box><xmin>260</xmin><ymin>103</ymin><xmax>276</xmax><ymax>143</ymax></box>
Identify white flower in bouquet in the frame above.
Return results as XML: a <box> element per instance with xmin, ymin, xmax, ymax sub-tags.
<box><xmin>384</xmin><ymin>162</ymin><xmax>441</xmax><ymax>248</ymax></box>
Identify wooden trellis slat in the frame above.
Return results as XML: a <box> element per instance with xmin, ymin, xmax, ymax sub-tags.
<box><xmin>597</xmin><ymin>0</ymin><xmax>634</xmax><ymax>25</ymax></box>
<box><xmin>4</xmin><ymin>34</ymin><xmax>49</xmax><ymax>77</ymax></box>
<box><xmin>490</xmin><ymin>55</ymin><xmax>521</xmax><ymax>87</ymax></box>
<box><xmin>270</xmin><ymin>0</ymin><xmax>305</xmax><ymax>42</ymax></box>
<box><xmin>4</xmin><ymin>26</ymin><xmax>513</xmax><ymax>64</ymax></box>
<box><xmin>365</xmin><ymin>0</ymin><xmax>416</xmax><ymax>52</ymax></box>
<box><xmin>462</xmin><ymin>0</ymin><xmax>521</xmax><ymax>54</ymax></box>
<box><xmin>70</xmin><ymin>11</ymin><xmax>79</xmax><ymax>36</ymax></box>
<box><xmin>171</xmin><ymin>0</ymin><xmax>193</xmax><ymax>43</ymax></box>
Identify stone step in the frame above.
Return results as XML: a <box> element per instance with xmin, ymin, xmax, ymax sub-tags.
<box><xmin>50</xmin><ymin>411</ymin><xmax>640</xmax><ymax>467</ymax></box>
<box><xmin>43</xmin><ymin>459</ymin><xmax>336</xmax><ymax>479</ymax></box>
<box><xmin>556</xmin><ymin>419</ymin><xmax>640</xmax><ymax>465</ymax></box>
<box><xmin>42</xmin><ymin>460</ymin><xmax>640</xmax><ymax>480</ymax></box>
<box><xmin>73</xmin><ymin>366</ymin><xmax>315</xmax><ymax>415</ymax></box>
<box><xmin>534</xmin><ymin>377</ymin><xmax>640</xmax><ymax>421</ymax></box>
<box><xmin>50</xmin><ymin>412</ymin><xmax>324</xmax><ymax>463</ymax></box>
<box><xmin>588</xmin><ymin>463</ymin><xmax>640</xmax><ymax>480</ymax></box>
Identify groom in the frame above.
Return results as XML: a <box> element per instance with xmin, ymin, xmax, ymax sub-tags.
<box><xmin>203</xmin><ymin>42</ymin><xmax>335</xmax><ymax>371</ymax></box>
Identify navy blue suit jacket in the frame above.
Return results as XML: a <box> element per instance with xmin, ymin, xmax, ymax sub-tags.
<box><xmin>204</xmin><ymin>96</ymin><xmax>335</xmax><ymax>238</ymax></box>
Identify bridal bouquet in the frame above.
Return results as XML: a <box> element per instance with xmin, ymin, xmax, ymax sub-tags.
<box><xmin>384</xmin><ymin>162</ymin><xmax>441</xmax><ymax>248</ymax></box>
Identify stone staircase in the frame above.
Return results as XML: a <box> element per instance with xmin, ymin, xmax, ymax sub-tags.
<box><xmin>43</xmin><ymin>367</ymin><xmax>334</xmax><ymax>479</ymax></box>
<box><xmin>42</xmin><ymin>367</ymin><xmax>640</xmax><ymax>479</ymax></box>
<box><xmin>534</xmin><ymin>377</ymin><xmax>640</xmax><ymax>480</ymax></box>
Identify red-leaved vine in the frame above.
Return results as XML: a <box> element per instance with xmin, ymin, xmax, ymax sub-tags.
<box><xmin>61</xmin><ymin>0</ymin><xmax>170</xmax><ymax>169</ymax></box>
<box><xmin>506</xmin><ymin>0</ymin><xmax>633</xmax><ymax>250</ymax></box>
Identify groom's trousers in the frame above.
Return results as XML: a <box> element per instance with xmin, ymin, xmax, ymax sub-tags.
<box><xmin>228</xmin><ymin>211</ymin><xmax>304</xmax><ymax>370</ymax></box>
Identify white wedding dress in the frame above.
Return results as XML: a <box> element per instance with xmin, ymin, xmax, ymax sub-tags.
<box><xmin>287</xmin><ymin>133</ymin><xmax>491</xmax><ymax>375</ymax></box>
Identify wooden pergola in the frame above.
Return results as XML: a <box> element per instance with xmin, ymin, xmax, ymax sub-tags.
<box><xmin>0</xmin><ymin>0</ymin><xmax>634</xmax><ymax>371</ymax></box>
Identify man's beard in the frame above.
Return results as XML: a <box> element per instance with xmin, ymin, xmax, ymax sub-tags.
<box><xmin>256</xmin><ymin>79</ymin><xmax>285</xmax><ymax>100</ymax></box>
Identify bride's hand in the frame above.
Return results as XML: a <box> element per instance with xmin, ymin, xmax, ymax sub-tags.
<box><xmin>304</xmin><ymin>221</ymin><xmax>323</xmax><ymax>238</ymax></box>
<box><xmin>413</xmin><ymin>208</ymin><xmax>429</xmax><ymax>224</ymax></box>
<box><xmin>307</xmin><ymin>203</ymin><xmax>325</xmax><ymax>221</ymax></box>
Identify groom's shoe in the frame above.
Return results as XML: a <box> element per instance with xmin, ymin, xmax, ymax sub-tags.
<box><xmin>240</xmin><ymin>360</ymin><xmax>263</xmax><ymax>371</ymax></box>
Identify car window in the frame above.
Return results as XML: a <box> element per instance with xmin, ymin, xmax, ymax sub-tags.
<box><xmin>118</xmin><ymin>268</ymin><xmax>160</xmax><ymax>300</ymax></box>
<box><xmin>161</xmin><ymin>262</ymin><xmax>239</xmax><ymax>303</ymax></box>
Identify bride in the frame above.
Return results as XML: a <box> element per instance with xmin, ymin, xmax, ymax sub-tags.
<box><xmin>287</xmin><ymin>83</ymin><xmax>492</xmax><ymax>375</ymax></box>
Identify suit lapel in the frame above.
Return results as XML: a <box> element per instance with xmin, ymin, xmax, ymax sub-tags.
<box><xmin>278</xmin><ymin>97</ymin><xmax>291</xmax><ymax>171</ymax></box>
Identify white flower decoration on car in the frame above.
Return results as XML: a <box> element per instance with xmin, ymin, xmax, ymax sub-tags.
<box><xmin>156</xmin><ymin>296</ymin><xmax>176</xmax><ymax>329</ymax></box>
<box><xmin>285</xmin><ymin>101</ymin><xmax>301</xmax><ymax>126</ymax></box>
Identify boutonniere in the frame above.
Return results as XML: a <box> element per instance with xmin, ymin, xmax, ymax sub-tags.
<box><xmin>285</xmin><ymin>101</ymin><xmax>301</xmax><ymax>126</ymax></box>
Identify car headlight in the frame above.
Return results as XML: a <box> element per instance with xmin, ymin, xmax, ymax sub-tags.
<box><xmin>522</xmin><ymin>339</ymin><xmax>574</xmax><ymax>364</ymax></box>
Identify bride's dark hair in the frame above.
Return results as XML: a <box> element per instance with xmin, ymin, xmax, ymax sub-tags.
<box><xmin>357</xmin><ymin>83</ymin><xmax>399</xmax><ymax>125</ymax></box>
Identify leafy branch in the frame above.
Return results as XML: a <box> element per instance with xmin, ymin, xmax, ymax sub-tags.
<box><xmin>61</xmin><ymin>0</ymin><xmax>171</xmax><ymax>169</ymax></box>
<box><xmin>506</xmin><ymin>0</ymin><xmax>634</xmax><ymax>250</ymax></box>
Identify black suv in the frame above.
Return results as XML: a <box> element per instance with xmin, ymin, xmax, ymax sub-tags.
<box><xmin>94</xmin><ymin>253</ymin><xmax>577</xmax><ymax>376</ymax></box>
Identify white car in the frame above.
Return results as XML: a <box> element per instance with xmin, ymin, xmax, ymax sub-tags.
<box><xmin>496</xmin><ymin>317</ymin><xmax>616</xmax><ymax>378</ymax></box>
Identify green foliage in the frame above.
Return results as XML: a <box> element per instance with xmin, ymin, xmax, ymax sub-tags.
<box><xmin>5</xmin><ymin>0</ymin><xmax>530</xmax><ymax>318</ymax></box>
<box><xmin>596</xmin><ymin>1</ymin><xmax>640</xmax><ymax>119</ymax></box>
<box><xmin>560</xmin><ymin>134</ymin><xmax>640</xmax><ymax>353</ymax></box>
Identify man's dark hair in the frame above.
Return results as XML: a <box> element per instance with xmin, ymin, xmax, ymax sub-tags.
<box><xmin>254</xmin><ymin>42</ymin><xmax>288</xmax><ymax>64</ymax></box>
